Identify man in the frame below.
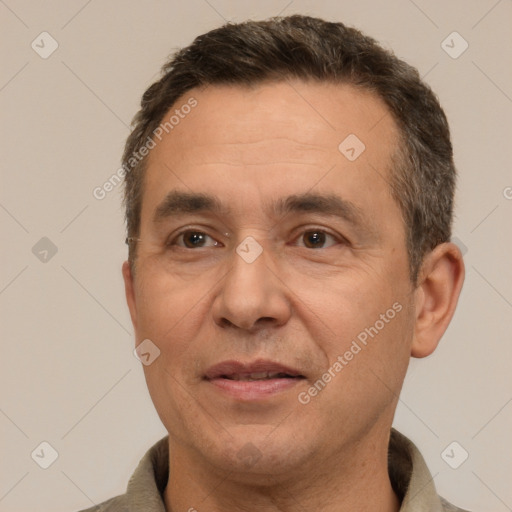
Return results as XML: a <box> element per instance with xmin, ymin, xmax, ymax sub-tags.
<box><xmin>82</xmin><ymin>14</ymin><xmax>468</xmax><ymax>512</ymax></box>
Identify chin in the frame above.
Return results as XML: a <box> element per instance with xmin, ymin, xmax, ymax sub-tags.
<box><xmin>204</xmin><ymin>427</ymin><xmax>313</xmax><ymax>483</ymax></box>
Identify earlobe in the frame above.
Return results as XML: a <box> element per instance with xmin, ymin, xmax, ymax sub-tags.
<box><xmin>122</xmin><ymin>261</ymin><xmax>138</xmax><ymax>332</ymax></box>
<box><xmin>411</xmin><ymin>242</ymin><xmax>465</xmax><ymax>358</ymax></box>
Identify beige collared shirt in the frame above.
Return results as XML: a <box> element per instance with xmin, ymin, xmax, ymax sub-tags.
<box><xmin>78</xmin><ymin>429</ymin><xmax>470</xmax><ymax>511</ymax></box>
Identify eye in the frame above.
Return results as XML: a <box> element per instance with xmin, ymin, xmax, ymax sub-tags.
<box><xmin>294</xmin><ymin>229</ymin><xmax>342</xmax><ymax>249</ymax></box>
<box><xmin>168</xmin><ymin>230</ymin><xmax>221</xmax><ymax>249</ymax></box>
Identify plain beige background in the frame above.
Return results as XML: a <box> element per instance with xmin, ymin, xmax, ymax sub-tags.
<box><xmin>1</xmin><ymin>1</ymin><xmax>511</xmax><ymax>511</ymax></box>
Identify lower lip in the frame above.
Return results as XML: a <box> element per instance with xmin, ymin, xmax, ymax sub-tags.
<box><xmin>206</xmin><ymin>377</ymin><xmax>303</xmax><ymax>400</ymax></box>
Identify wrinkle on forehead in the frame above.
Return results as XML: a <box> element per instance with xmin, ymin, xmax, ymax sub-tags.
<box><xmin>142</xmin><ymin>80</ymin><xmax>402</xmax><ymax>236</ymax></box>
<box><xmin>179</xmin><ymin>137</ymin><xmax>335</xmax><ymax>168</ymax></box>
<box><xmin>158</xmin><ymin>80</ymin><xmax>395</xmax><ymax>147</ymax></box>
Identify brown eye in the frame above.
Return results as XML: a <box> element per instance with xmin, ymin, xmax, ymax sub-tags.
<box><xmin>298</xmin><ymin>230</ymin><xmax>339</xmax><ymax>249</ymax></box>
<box><xmin>171</xmin><ymin>231</ymin><xmax>220</xmax><ymax>248</ymax></box>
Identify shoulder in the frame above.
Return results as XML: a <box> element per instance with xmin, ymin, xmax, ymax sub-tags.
<box><xmin>390</xmin><ymin>429</ymin><xmax>475</xmax><ymax>512</ymax></box>
<box><xmin>440</xmin><ymin>496</ymin><xmax>472</xmax><ymax>512</ymax></box>
<box><xmin>74</xmin><ymin>436</ymin><xmax>169</xmax><ymax>512</ymax></box>
<box><xmin>76</xmin><ymin>494</ymin><xmax>127</xmax><ymax>511</ymax></box>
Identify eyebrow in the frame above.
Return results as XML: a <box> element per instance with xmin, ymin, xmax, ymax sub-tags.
<box><xmin>272</xmin><ymin>193</ymin><xmax>370</xmax><ymax>230</ymax></box>
<box><xmin>153</xmin><ymin>190</ymin><xmax>377</xmax><ymax>238</ymax></box>
<box><xmin>153</xmin><ymin>191</ymin><xmax>230</xmax><ymax>223</ymax></box>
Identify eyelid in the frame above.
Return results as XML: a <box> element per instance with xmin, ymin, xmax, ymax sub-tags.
<box><xmin>164</xmin><ymin>225</ymin><xmax>348</xmax><ymax>249</ymax></box>
<box><xmin>290</xmin><ymin>226</ymin><xmax>349</xmax><ymax>246</ymax></box>
<box><xmin>165</xmin><ymin>226</ymin><xmax>224</xmax><ymax>247</ymax></box>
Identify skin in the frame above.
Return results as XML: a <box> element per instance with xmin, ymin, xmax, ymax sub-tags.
<box><xmin>122</xmin><ymin>80</ymin><xmax>465</xmax><ymax>512</ymax></box>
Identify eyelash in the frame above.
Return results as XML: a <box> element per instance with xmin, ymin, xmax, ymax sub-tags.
<box><xmin>166</xmin><ymin>226</ymin><xmax>348</xmax><ymax>249</ymax></box>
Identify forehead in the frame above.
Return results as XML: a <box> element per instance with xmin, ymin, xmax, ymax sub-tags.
<box><xmin>153</xmin><ymin>80</ymin><xmax>396</xmax><ymax>157</ymax></box>
<box><xmin>141</xmin><ymin>80</ymin><xmax>401</xmax><ymax>227</ymax></box>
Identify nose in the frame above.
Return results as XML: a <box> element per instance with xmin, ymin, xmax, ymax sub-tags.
<box><xmin>211</xmin><ymin>240</ymin><xmax>292</xmax><ymax>331</ymax></box>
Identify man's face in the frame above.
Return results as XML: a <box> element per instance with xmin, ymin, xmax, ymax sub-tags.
<box><xmin>124</xmin><ymin>81</ymin><xmax>417</xmax><ymax>478</ymax></box>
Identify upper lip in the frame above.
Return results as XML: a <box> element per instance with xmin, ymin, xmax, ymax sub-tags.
<box><xmin>204</xmin><ymin>359</ymin><xmax>305</xmax><ymax>379</ymax></box>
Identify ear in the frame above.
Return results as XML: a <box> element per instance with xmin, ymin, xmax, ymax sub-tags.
<box><xmin>122</xmin><ymin>260</ymin><xmax>138</xmax><ymax>332</ymax></box>
<box><xmin>411</xmin><ymin>242</ymin><xmax>465</xmax><ymax>358</ymax></box>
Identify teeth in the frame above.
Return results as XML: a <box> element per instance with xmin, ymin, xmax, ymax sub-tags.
<box><xmin>226</xmin><ymin>372</ymin><xmax>290</xmax><ymax>381</ymax></box>
<box><xmin>246</xmin><ymin>372</ymin><xmax>270</xmax><ymax>380</ymax></box>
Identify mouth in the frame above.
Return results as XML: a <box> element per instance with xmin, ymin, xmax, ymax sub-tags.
<box><xmin>220</xmin><ymin>371</ymin><xmax>302</xmax><ymax>381</ymax></box>
<box><xmin>204</xmin><ymin>360</ymin><xmax>306</xmax><ymax>400</ymax></box>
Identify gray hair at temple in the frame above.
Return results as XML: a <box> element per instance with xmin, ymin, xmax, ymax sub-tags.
<box><xmin>122</xmin><ymin>14</ymin><xmax>456</xmax><ymax>285</ymax></box>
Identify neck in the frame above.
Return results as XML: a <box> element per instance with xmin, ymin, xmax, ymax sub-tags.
<box><xmin>163</xmin><ymin>428</ymin><xmax>401</xmax><ymax>512</ymax></box>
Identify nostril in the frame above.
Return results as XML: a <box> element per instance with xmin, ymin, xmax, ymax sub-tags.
<box><xmin>219</xmin><ymin>318</ymin><xmax>235</xmax><ymax>328</ymax></box>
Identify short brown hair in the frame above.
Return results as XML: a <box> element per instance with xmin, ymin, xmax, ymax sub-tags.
<box><xmin>123</xmin><ymin>15</ymin><xmax>456</xmax><ymax>285</ymax></box>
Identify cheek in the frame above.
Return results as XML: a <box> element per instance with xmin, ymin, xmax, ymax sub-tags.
<box><xmin>294</xmin><ymin>263</ymin><xmax>413</xmax><ymax>386</ymax></box>
<box><xmin>133</xmin><ymin>267</ymin><xmax>213</xmax><ymax>361</ymax></box>
<box><xmin>291</xmin><ymin>264</ymin><xmax>403</xmax><ymax>341</ymax></box>
<box><xmin>311</xmin><ymin>303</ymin><xmax>413</xmax><ymax>428</ymax></box>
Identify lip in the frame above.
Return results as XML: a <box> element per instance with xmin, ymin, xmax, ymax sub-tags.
<box><xmin>204</xmin><ymin>359</ymin><xmax>305</xmax><ymax>401</ymax></box>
